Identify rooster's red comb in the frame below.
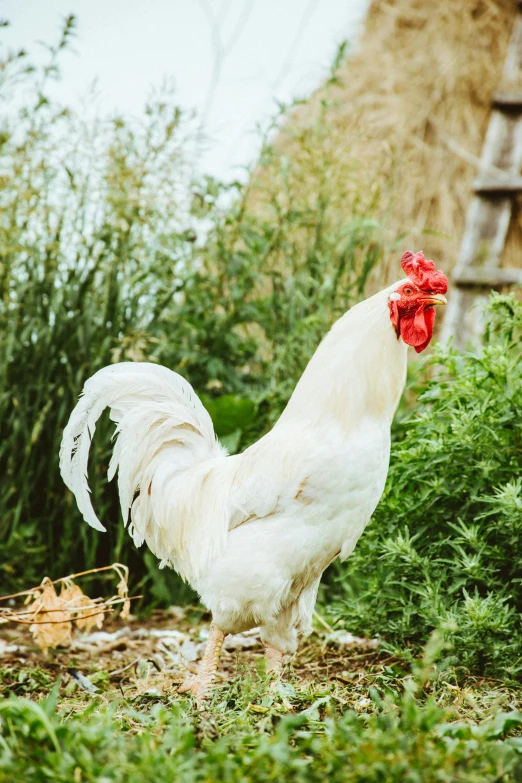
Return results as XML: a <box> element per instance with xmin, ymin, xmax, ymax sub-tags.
<box><xmin>401</xmin><ymin>251</ymin><xmax>448</xmax><ymax>295</ymax></box>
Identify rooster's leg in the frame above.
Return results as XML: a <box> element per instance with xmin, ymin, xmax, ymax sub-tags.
<box><xmin>178</xmin><ymin>622</ymin><xmax>225</xmax><ymax>702</ymax></box>
<box><xmin>265</xmin><ymin>643</ymin><xmax>284</xmax><ymax>675</ymax></box>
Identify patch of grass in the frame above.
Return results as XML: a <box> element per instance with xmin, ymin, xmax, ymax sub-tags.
<box><xmin>0</xmin><ymin>665</ymin><xmax>56</xmax><ymax>698</ymax></box>
<box><xmin>2</xmin><ymin>641</ymin><xmax>522</xmax><ymax>783</ymax></box>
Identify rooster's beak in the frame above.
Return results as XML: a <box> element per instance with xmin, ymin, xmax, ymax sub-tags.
<box><xmin>421</xmin><ymin>293</ymin><xmax>447</xmax><ymax>306</ymax></box>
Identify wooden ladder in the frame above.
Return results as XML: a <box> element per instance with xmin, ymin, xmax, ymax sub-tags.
<box><xmin>441</xmin><ymin>4</ymin><xmax>522</xmax><ymax>348</ymax></box>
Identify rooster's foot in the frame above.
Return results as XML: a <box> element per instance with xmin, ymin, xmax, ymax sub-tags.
<box><xmin>265</xmin><ymin>643</ymin><xmax>284</xmax><ymax>676</ymax></box>
<box><xmin>178</xmin><ymin>622</ymin><xmax>225</xmax><ymax>704</ymax></box>
<box><xmin>178</xmin><ymin>675</ymin><xmax>213</xmax><ymax>702</ymax></box>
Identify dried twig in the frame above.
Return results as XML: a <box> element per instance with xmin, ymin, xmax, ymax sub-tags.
<box><xmin>3</xmin><ymin>596</ymin><xmax>141</xmax><ymax>625</ymax></box>
<box><xmin>0</xmin><ymin>564</ymin><xmax>128</xmax><ymax>602</ymax></box>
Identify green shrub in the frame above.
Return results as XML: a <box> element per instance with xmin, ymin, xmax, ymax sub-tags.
<box><xmin>330</xmin><ymin>293</ymin><xmax>522</xmax><ymax>679</ymax></box>
<box><xmin>0</xmin><ymin>22</ymin><xmax>382</xmax><ymax>596</ymax></box>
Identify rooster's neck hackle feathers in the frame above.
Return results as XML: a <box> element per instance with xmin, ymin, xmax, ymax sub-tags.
<box><xmin>279</xmin><ymin>286</ymin><xmax>408</xmax><ymax>434</ymax></box>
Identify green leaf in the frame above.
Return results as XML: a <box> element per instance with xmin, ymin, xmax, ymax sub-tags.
<box><xmin>201</xmin><ymin>394</ymin><xmax>256</xmax><ymax>437</ymax></box>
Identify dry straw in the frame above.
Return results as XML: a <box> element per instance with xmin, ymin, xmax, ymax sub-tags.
<box><xmin>271</xmin><ymin>0</ymin><xmax>518</xmax><ymax>280</ymax></box>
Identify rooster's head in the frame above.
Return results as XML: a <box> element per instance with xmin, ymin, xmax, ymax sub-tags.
<box><xmin>388</xmin><ymin>251</ymin><xmax>448</xmax><ymax>353</ymax></box>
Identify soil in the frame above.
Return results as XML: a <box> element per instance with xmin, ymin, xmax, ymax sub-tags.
<box><xmin>0</xmin><ymin>609</ymin><xmax>392</xmax><ymax>702</ymax></box>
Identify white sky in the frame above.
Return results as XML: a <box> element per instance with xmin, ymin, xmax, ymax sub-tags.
<box><xmin>1</xmin><ymin>0</ymin><xmax>370</xmax><ymax>180</ymax></box>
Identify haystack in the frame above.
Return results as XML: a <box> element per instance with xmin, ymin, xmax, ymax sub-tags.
<box><xmin>261</xmin><ymin>0</ymin><xmax>518</xmax><ymax>281</ymax></box>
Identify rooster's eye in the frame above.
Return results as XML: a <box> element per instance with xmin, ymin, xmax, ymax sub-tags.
<box><xmin>403</xmin><ymin>286</ymin><xmax>414</xmax><ymax>296</ymax></box>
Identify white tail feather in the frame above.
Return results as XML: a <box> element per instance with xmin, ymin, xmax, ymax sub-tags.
<box><xmin>59</xmin><ymin>362</ymin><xmax>232</xmax><ymax>581</ymax></box>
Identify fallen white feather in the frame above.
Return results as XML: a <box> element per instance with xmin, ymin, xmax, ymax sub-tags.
<box><xmin>224</xmin><ymin>628</ymin><xmax>261</xmax><ymax>650</ymax></box>
<box><xmin>327</xmin><ymin>630</ymin><xmax>379</xmax><ymax>649</ymax></box>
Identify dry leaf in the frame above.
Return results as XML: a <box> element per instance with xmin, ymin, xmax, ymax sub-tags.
<box><xmin>116</xmin><ymin>576</ymin><xmax>130</xmax><ymax>620</ymax></box>
<box><xmin>61</xmin><ymin>582</ymin><xmax>105</xmax><ymax>632</ymax></box>
<box><xmin>2</xmin><ymin>562</ymin><xmax>132</xmax><ymax>652</ymax></box>
<box><xmin>25</xmin><ymin>579</ymin><xmax>72</xmax><ymax>652</ymax></box>
<box><xmin>22</xmin><ymin>578</ymin><xmax>107</xmax><ymax>650</ymax></box>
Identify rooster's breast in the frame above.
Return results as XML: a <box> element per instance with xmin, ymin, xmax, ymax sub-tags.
<box><xmin>194</xmin><ymin>418</ymin><xmax>391</xmax><ymax>635</ymax></box>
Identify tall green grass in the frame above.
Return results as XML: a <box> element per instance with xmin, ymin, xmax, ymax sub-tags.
<box><xmin>0</xmin><ymin>18</ymin><xmax>198</xmax><ymax>592</ymax></box>
<box><xmin>0</xmin><ymin>21</ymin><xmax>383</xmax><ymax>596</ymax></box>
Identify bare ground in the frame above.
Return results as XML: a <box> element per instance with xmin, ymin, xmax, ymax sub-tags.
<box><xmin>1</xmin><ymin>610</ymin><xmax>520</xmax><ymax>723</ymax></box>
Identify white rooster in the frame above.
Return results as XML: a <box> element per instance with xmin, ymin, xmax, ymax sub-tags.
<box><xmin>60</xmin><ymin>251</ymin><xmax>448</xmax><ymax>699</ymax></box>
